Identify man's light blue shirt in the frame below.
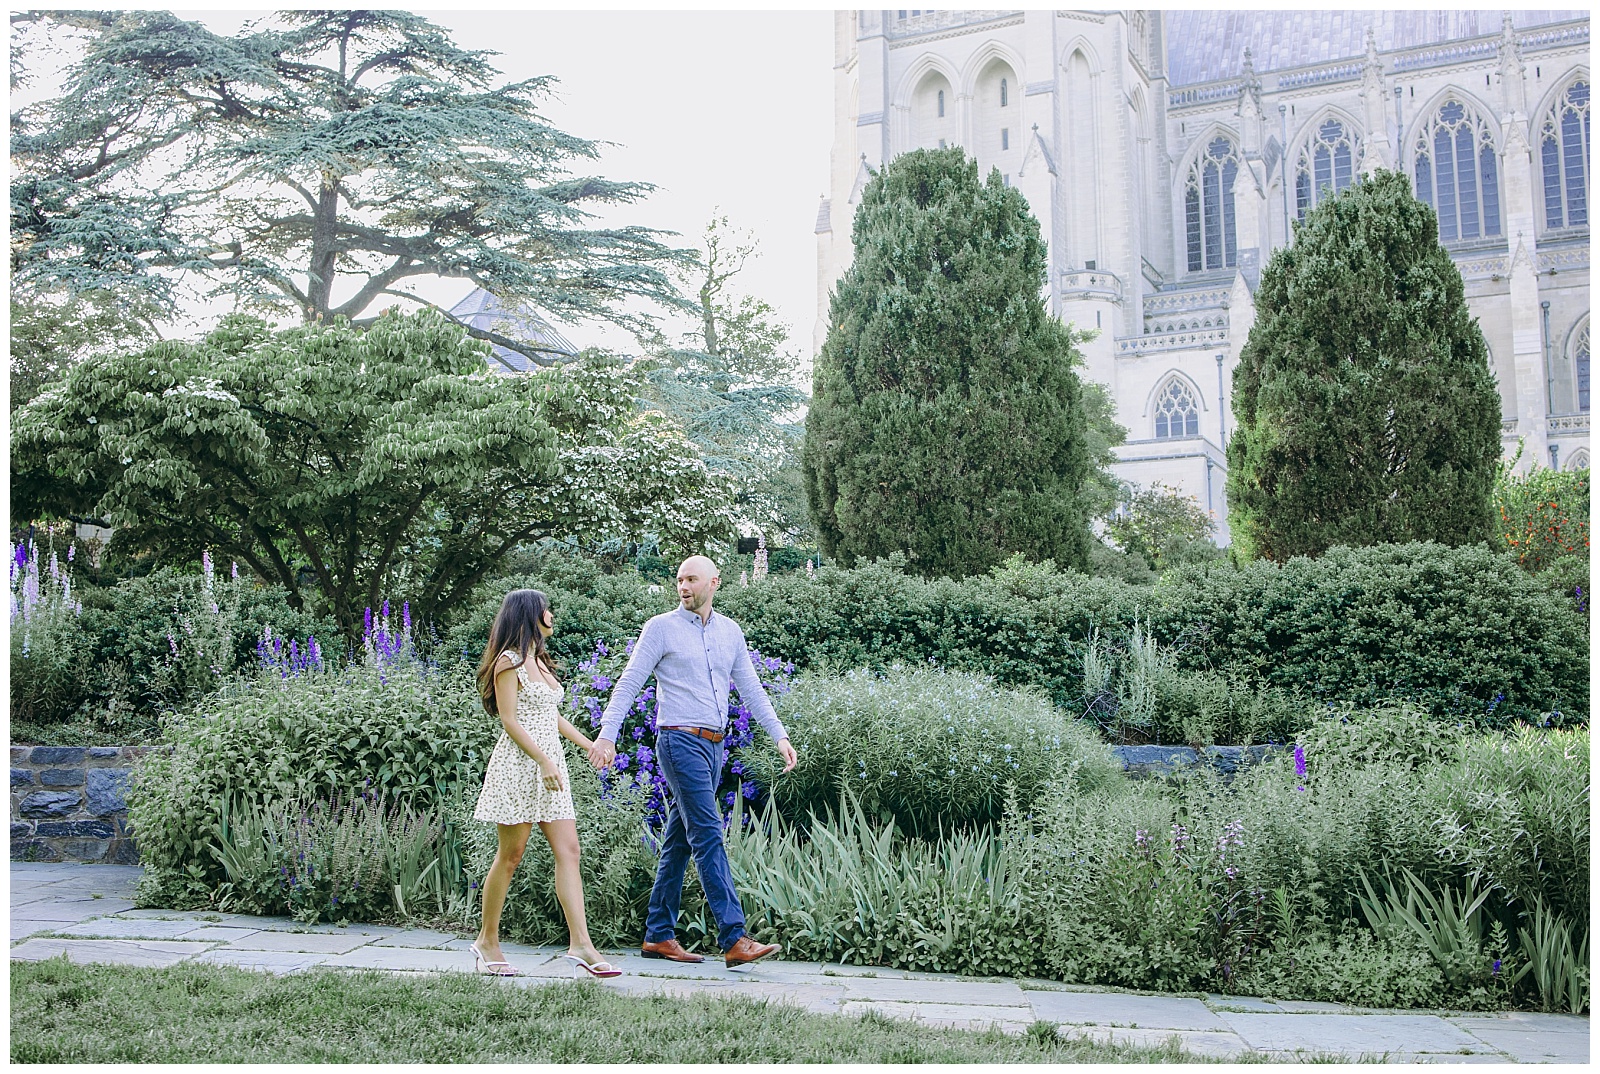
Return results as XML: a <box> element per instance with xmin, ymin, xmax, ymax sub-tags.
<box><xmin>599</xmin><ymin>606</ymin><xmax>788</xmax><ymax>745</ymax></box>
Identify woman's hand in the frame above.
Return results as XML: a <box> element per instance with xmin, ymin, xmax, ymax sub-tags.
<box><xmin>540</xmin><ymin>761</ymin><xmax>565</xmax><ymax>792</ymax></box>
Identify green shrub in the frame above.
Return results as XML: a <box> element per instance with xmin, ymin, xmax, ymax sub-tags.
<box><xmin>1231</xmin><ymin>921</ymin><xmax>1450</xmax><ymax>1009</ymax></box>
<box><xmin>128</xmin><ymin>658</ymin><xmax>493</xmax><ymax>908</ymax></box>
<box><xmin>1421</xmin><ymin>727</ymin><xmax>1589</xmax><ymax>921</ymax></box>
<box><xmin>79</xmin><ymin>565</ymin><xmax>336</xmax><ymax>719</ymax></box>
<box><xmin>742</xmin><ymin>666</ymin><xmax>1118</xmax><ymax>836</ymax></box>
<box><xmin>1293</xmin><ymin>702</ymin><xmax>1467</xmax><ymax>770</ymax></box>
<box><xmin>1151</xmin><ymin>542</ymin><xmax>1589</xmax><ymax>726</ymax></box>
<box><xmin>1493</xmin><ymin>461</ymin><xmax>1588</xmax><ymax>575</ymax></box>
<box><xmin>441</xmin><ymin>551</ymin><xmax>671</xmax><ymax>665</ymax></box>
<box><xmin>208</xmin><ymin>792</ymin><xmax>460</xmax><ymax>924</ymax></box>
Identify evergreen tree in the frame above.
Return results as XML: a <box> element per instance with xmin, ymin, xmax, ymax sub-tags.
<box><xmin>803</xmin><ymin>147</ymin><xmax>1092</xmax><ymax>576</ymax></box>
<box><xmin>1226</xmin><ymin>169</ymin><xmax>1503</xmax><ymax>560</ymax></box>
<box><xmin>9</xmin><ymin>10</ymin><xmax>688</xmax><ymax>362</ymax></box>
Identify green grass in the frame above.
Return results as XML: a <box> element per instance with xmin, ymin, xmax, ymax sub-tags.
<box><xmin>9</xmin><ymin>958</ymin><xmax>1248</xmax><ymax>1063</ymax></box>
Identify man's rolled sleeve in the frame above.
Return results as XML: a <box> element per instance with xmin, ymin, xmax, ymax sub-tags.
<box><xmin>730</xmin><ymin>641</ymin><xmax>788</xmax><ymax>744</ymax></box>
<box><xmin>599</xmin><ymin>622</ymin><xmax>664</xmax><ymax>743</ymax></box>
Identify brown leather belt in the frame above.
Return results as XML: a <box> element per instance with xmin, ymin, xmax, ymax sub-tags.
<box><xmin>660</xmin><ymin>725</ymin><xmax>724</xmax><ymax>744</ymax></box>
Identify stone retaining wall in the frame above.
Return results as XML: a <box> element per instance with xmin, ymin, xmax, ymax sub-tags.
<box><xmin>10</xmin><ymin>746</ymin><xmax>145</xmax><ymax>864</ymax></box>
<box><xmin>9</xmin><ymin>741</ymin><xmax>1283</xmax><ymax>864</ymax></box>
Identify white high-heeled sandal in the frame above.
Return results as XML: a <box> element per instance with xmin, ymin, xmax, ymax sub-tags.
<box><xmin>563</xmin><ymin>952</ymin><xmax>623</xmax><ymax>978</ymax></box>
<box><xmin>470</xmin><ymin>942</ymin><xmax>520</xmax><ymax>977</ymax></box>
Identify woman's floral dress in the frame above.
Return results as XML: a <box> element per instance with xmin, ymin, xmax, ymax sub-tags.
<box><xmin>473</xmin><ymin>654</ymin><xmax>575</xmax><ymax>825</ymax></box>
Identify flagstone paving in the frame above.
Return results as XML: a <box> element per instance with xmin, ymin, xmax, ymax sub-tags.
<box><xmin>8</xmin><ymin>862</ymin><xmax>1591</xmax><ymax>1063</ymax></box>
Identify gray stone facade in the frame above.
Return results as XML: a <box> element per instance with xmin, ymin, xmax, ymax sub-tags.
<box><xmin>10</xmin><ymin>745</ymin><xmax>149</xmax><ymax>864</ymax></box>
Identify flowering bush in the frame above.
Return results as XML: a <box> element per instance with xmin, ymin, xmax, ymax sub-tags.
<box><xmin>563</xmin><ymin>638</ymin><xmax>796</xmax><ymax>826</ymax></box>
<box><xmin>1493</xmin><ymin>461</ymin><xmax>1589</xmax><ymax>575</ymax></box>
<box><xmin>9</xmin><ymin>540</ymin><xmax>89</xmax><ymax>725</ymax></box>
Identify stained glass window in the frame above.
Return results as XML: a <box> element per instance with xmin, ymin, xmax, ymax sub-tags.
<box><xmin>1413</xmin><ymin>99</ymin><xmax>1501</xmax><ymax>241</ymax></box>
<box><xmin>1185</xmin><ymin>137</ymin><xmax>1239</xmax><ymax>272</ymax></box>
<box><xmin>1295</xmin><ymin>118</ymin><xmax>1361</xmax><ymax>219</ymax></box>
<box><xmin>1154</xmin><ymin>379</ymin><xmax>1201</xmax><ymax>439</ymax></box>
<box><xmin>1541</xmin><ymin>80</ymin><xmax>1589</xmax><ymax>229</ymax></box>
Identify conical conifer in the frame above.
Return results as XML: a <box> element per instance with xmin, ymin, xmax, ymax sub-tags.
<box><xmin>1226</xmin><ymin>169</ymin><xmax>1503</xmax><ymax>560</ymax></box>
<box><xmin>803</xmin><ymin>148</ymin><xmax>1092</xmax><ymax>576</ymax></box>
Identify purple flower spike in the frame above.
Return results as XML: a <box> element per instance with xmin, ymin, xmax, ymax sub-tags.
<box><xmin>1293</xmin><ymin>744</ymin><xmax>1307</xmax><ymax>780</ymax></box>
<box><xmin>67</xmin><ymin>545</ymin><xmax>75</xmax><ymax>562</ymax></box>
<box><xmin>402</xmin><ymin>601</ymin><xmax>411</xmax><ymax>633</ymax></box>
<box><xmin>364</xmin><ymin>607</ymin><xmax>373</xmax><ymax>637</ymax></box>
<box><xmin>382</xmin><ymin>598</ymin><xmax>390</xmax><ymax>619</ymax></box>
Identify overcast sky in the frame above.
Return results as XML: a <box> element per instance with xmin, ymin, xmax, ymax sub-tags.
<box><xmin>20</xmin><ymin>7</ymin><xmax>836</xmax><ymax>360</ymax></box>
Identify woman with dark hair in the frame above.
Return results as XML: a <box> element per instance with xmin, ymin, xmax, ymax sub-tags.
<box><xmin>470</xmin><ymin>588</ymin><xmax>620</xmax><ymax>978</ymax></box>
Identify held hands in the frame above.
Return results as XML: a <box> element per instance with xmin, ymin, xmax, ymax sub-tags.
<box><xmin>588</xmin><ymin>738</ymin><xmax>617</xmax><ymax>771</ymax></box>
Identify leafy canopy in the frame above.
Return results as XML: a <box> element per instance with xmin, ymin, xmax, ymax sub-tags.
<box><xmin>10</xmin><ymin>310</ymin><xmax>734</xmax><ymax>638</ymax></box>
<box><xmin>1225</xmin><ymin>169</ymin><xmax>1503</xmax><ymax>560</ymax></box>
<box><xmin>10</xmin><ymin>9</ymin><xmax>690</xmax><ymax>361</ymax></box>
<box><xmin>804</xmin><ymin>147</ymin><xmax>1094</xmax><ymax>576</ymax></box>
<box><xmin>641</xmin><ymin>214</ymin><xmax>809</xmax><ymax>540</ymax></box>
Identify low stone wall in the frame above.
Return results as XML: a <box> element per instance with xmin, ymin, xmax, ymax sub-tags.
<box><xmin>9</xmin><ymin>741</ymin><xmax>1284</xmax><ymax>864</ymax></box>
<box><xmin>10</xmin><ymin>746</ymin><xmax>145</xmax><ymax>864</ymax></box>
<box><xmin>1110</xmin><ymin>744</ymin><xmax>1280</xmax><ymax>780</ymax></box>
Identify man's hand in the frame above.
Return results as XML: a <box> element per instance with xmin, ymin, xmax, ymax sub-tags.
<box><xmin>589</xmin><ymin>738</ymin><xmax>617</xmax><ymax>771</ymax></box>
<box><xmin>777</xmin><ymin>738</ymin><xmax>797</xmax><ymax>773</ymax></box>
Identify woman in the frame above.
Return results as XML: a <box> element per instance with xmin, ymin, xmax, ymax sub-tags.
<box><xmin>471</xmin><ymin>588</ymin><xmax>621</xmax><ymax>978</ymax></box>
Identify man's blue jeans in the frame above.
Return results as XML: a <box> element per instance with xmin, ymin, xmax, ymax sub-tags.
<box><xmin>644</xmin><ymin>728</ymin><xmax>745</xmax><ymax>951</ymax></box>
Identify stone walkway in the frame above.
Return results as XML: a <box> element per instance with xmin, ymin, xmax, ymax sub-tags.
<box><xmin>9</xmin><ymin>862</ymin><xmax>1590</xmax><ymax>1063</ymax></box>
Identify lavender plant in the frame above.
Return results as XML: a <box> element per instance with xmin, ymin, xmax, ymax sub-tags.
<box><xmin>9</xmin><ymin>540</ymin><xmax>88</xmax><ymax>724</ymax></box>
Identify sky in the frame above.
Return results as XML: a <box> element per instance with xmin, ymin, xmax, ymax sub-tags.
<box><xmin>15</xmin><ymin>6</ymin><xmax>836</xmax><ymax>362</ymax></box>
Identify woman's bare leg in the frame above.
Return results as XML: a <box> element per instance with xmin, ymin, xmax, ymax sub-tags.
<box><xmin>476</xmin><ymin>822</ymin><xmax>531</xmax><ymax>962</ymax></box>
<box><xmin>540</xmin><ymin>818</ymin><xmax>602</xmax><ymax>963</ymax></box>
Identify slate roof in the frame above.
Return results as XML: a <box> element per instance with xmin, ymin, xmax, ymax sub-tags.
<box><xmin>1164</xmin><ymin>9</ymin><xmax>1586</xmax><ymax>87</ymax></box>
<box><xmin>446</xmin><ymin>288</ymin><xmax>579</xmax><ymax>373</ymax></box>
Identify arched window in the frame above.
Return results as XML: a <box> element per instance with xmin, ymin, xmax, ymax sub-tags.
<box><xmin>1414</xmin><ymin>99</ymin><xmax>1501</xmax><ymax>241</ymax></box>
<box><xmin>1567</xmin><ymin>449</ymin><xmax>1591</xmax><ymax>472</ymax></box>
<box><xmin>1154</xmin><ymin>379</ymin><xmax>1200</xmax><ymax>439</ymax></box>
<box><xmin>1000</xmin><ymin>78</ymin><xmax>1009</xmax><ymax>107</ymax></box>
<box><xmin>1185</xmin><ymin>137</ymin><xmax>1239</xmax><ymax>272</ymax></box>
<box><xmin>937</xmin><ymin>89</ymin><xmax>945</xmax><ymax>118</ymax></box>
<box><xmin>1577</xmin><ymin>320</ymin><xmax>1591</xmax><ymax>413</ymax></box>
<box><xmin>1295</xmin><ymin>118</ymin><xmax>1361</xmax><ymax>219</ymax></box>
<box><xmin>1541</xmin><ymin>79</ymin><xmax>1589</xmax><ymax>229</ymax></box>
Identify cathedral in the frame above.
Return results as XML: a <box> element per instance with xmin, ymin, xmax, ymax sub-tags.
<box><xmin>814</xmin><ymin>10</ymin><xmax>1590</xmax><ymax>543</ymax></box>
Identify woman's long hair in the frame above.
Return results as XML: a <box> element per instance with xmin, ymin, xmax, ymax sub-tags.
<box><xmin>476</xmin><ymin>589</ymin><xmax>559</xmax><ymax>715</ymax></box>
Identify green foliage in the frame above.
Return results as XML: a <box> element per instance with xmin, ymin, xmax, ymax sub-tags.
<box><xmin>8</xmin><ymin>290</ymin><xmax>158</xmax><ymax>412</ymax></box>
<box><xmin>8</xmin><ymin>542</ymin><xmax>89</xmax><ymax>727</ymax></box>
<box><xmin>1425</xmin><ymin>727</ymin><xmax>1589</xmax><ymax>921</ymax></box>
<box><xmin>128</xmin><ymin>660</ymin><xmax>493</xmax><ymax>908</ymax></box>
<box><xmin>739</xmin><ymin>666</ymin><xmax>1119</xmax><ymax>836</ymax></box>
<box><xmin>1227</xmin><ymin>170</ymin><xmax>1503</xmax><ymax>561</ymax></box>
<box><xmin>1230</xmin><ymin>921</ymin><xmax>1450</xmax><ymax>1010</ymax></box>
<box><xmin>1356</xmin><ymin>868</ymin><xmax>1497</xmax><ymax>998</ymax></box>
<box><xmin>442</xmin><ymin>549</ymin><xmax>675</xmax><ymax>665</ymax></box>
<box><xmin>11</xmin><ymin>311</ymin><xmax>733</xmax><ymax>639</ymax></box>
<box><xmin>1293</xmin><ymin>702</ymin><xmax>1465</xmax><ymax>770</ymax></box>
<box><xmin>642</xmin><ymin>214</ymin><xmax>809</xmax><ymax>539</ymax></box>
<box><xmin>1103</xmin><ymin>482</ymin><xmax>1222</xmax><ymax>572</ymax></box>
<box><xmin>1493</xmin><ymin>457</ymin><xmax>1589</xmax><ymax>609</ymax></box>
<box><xmin>209</xmin><ymin>793</ymin><xmax>458</xmax><ymax>924</ymax></box>
<box><xmin>1514</xmin><ymin>898</ymin><xmax>1591</xmax><ymax>1014</ymax></box>
<box><xmin>11</xmin><ymin>10</ymin><xmax>687</xmax><ymax>359</ymax></box>
<box><xmin>1153</xmin><ymin>542</ymin><xmax>1589</xmax><ymax>726</ymax></box>
<box><xmin>804</xmin><ymin>146</ymin><xmax>1094</xmax><ymax>577</ymax></box>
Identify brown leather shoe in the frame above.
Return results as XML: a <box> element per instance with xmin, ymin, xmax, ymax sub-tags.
<box><xmin>640</xmin><ymin>938</ymin><xmax>704</xmax><ymax>963</ymax></box>
<box><xmin>722</xmin><ymin>936</ymin><xmax>780</xmax><ymax>967</ymax></box>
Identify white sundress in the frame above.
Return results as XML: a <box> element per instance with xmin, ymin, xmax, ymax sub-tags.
<box><xmin>473</xmin><ymin>654</ymin><xmax>576</xmax><ymax>825</ymax></box>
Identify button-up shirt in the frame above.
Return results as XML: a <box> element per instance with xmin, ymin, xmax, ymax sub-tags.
<box><xmin>598</xmin><ymin>606</ymin><xmax>788</xmax><ymax>746</ymax></box>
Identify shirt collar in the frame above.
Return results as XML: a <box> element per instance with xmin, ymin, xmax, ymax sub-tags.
<box><xmin>675</xmin><ymin>605</ymin><xmax>716</xmax><ymax>626</ymax></box>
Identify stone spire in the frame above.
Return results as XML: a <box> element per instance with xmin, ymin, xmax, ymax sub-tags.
<box><xmin>1497</xmin><ymin>12</ymin><xmax>1527</xmax><ymax>117</ymax></box>
<box><xmin>1235</xmin><ymin>47</ymin><xmax>1265</xmax><ymax>154</ymax></box>
<box><xmin>1358</xmin><ymin>25</ymin><xmax>1392</xmax><ymax>172</ymax></box>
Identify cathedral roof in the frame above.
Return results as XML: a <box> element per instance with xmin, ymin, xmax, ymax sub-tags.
<box><xmin>1164</xmin><ymin>10</ymin><xmax>1586</xmax><ymax>87</ymax></box>
<box><xmin>446</xmin><ymin>288</ymin><xmax>579</xmax><ymax>373</ymax></box>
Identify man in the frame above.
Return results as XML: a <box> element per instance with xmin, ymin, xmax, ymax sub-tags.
<box><xmin>590</xmin><ymin>555</ymin><xmax>798</xmax><ymax>968</ymax></box>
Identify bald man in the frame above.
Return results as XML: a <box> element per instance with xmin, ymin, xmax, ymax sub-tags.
<box><xmin>591</xmin><ymin>555</ymin><xmax>797</xmax><ymax>968</ymax></box>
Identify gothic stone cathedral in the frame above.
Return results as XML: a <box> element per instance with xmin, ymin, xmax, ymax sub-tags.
<box><xmin>813</xmin><ymin>10</ymin><xmax>1590</xmax><ymax>543</ymax></box>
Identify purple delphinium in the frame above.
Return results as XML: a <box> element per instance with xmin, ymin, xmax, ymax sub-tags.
<box><xmin>364</xmin><ymin>606</ymin><xmax>373</xmax><ymax>638</ymax></box>
<box><xmin>402</xmin><ymin>601</ymin><xmax>411</xmax><ymax>634</ymax></box>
